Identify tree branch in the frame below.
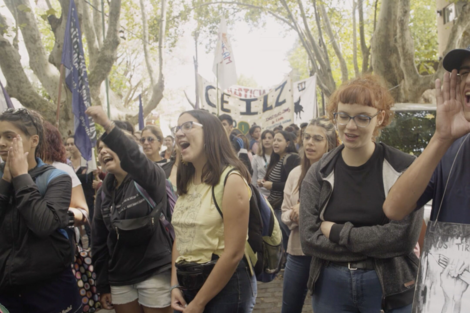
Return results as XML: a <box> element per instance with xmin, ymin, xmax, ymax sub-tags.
<box><xmin>0</xmin><ymin>34</ymin><xmax>55</xmax><ymax>120</ymax></box>
<box><xmin>319</xmin><ymin>3</ymin><xmax>348</xmax><ymax>83</ymax></box>
<box><xmin>81</xmin><ymin>0</ymin><xmax>100</xmax><ymax>69</ymax></box>
<box><xmin>128</xmin><ymin>0</ymin><xmax>166</xmax><ymax>125</ymax></box>
<box><xmin>92</xmin><ymin>0</ymin><xmax>103</xmax><ymax>47</ymax></box>
<box><xmin>7</xmin><ymin>0</ymin><xmax>61</xmax><ymax>100</ymax></box>
<box><xmin>358</xmin><ymin>0</ymin><xmax>370</xmax><ymax>73</ymax></box>
<box><xmin>352</xmin><ymin>1</ymin><xmax>359</xmax><ymax>77</ymax></box>
<box><xmin>139</xmin><ymin>0</ymin><xmax>155</xmax><ymax>86</ymax></box>
<box><xmin>188</xmin><ymin>1</ymin><xmax>295</xmax><ymax>31</ymax></box>
<box><xmin>88</xmin><ymin>0</ymin><xmax>121</xmax><ymax>104</ymax></box>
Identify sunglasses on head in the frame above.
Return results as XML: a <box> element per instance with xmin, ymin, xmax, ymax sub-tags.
<box><xmin>4</xmin><ymin>108</ymin><xmax>39</xmax><ymax>135</ymax></box>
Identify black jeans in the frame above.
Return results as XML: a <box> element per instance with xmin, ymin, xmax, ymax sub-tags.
<box><xmin>180</xmin><ymin>260</ymin><xmax>257</xmax><ymax>313</ymax></box>
<box><xmin>0</xmin><ymin>268</ymin><xmax>82</xmax><ymax>313</ymax></box>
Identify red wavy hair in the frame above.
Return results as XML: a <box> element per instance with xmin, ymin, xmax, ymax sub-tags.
<box><xmin>43</xmin><ymin>121</ymin><xmax>67</xmax><ymax>163</ymax></box>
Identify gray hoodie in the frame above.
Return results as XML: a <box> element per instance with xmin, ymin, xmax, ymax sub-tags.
<box><xmin>299</xmin><ymin>143</ymin><xmax>424</xmax><ymax>311</ymax></box>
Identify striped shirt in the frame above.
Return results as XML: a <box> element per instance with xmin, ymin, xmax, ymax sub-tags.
<box><xmin>267</xmin><ymin>156</ymin><xmax>285</xmax><ymax>203</ymax></box>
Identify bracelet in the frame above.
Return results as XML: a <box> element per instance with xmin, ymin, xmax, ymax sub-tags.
<box><xmin>170</xmin><ymin>284</ymin><xmax>181</xmax><ymax>292</ymax></box>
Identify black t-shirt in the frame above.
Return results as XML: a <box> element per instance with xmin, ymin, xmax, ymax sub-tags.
<box><xmin>417</xmin><ymin>134</ymin><xmax>470</xmax><ymax>223</ymax></box>
<box><xmin>324</xmin><ymin>144</ymin><xmax>389</xmax><ymax>227</ymax></box>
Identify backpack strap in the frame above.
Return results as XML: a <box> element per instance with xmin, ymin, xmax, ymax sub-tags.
<box><xmin>133</xmin><ymin>181</ymin><xmax>156</xmax><ymax>208</ymax></box>
<box><xmin>212</xmin><ymin>166</ymin><xmax>237</xmax><ymax>218</ymax></box>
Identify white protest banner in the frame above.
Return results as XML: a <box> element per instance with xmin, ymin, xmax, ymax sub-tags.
<box><xmin>293</xmin><ymin>74</ymin><xmax>317</xmax><ymax>125</ymax></box>
<box><xmin>212</xmin><ymin>18</ymin><xmax>237</xmax><ymax>91</ymax></box>
<box><xmin>198</xmin><ymin>75</ymin><xmax>294</xmax><ymax>133</ymax></box>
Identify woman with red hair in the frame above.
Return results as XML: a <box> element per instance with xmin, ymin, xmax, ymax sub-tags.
<box><xmin>299</xmin><ymin>75</ymin><xmax>423</xmax><ymax>313</ymax></box>
<box><xmin>43</xmin><ymin>121</ymin><xmax>89</xmax><ymax>226</ymax></box>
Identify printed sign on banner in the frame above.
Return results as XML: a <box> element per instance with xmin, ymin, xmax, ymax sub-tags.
<box><xmin>293</xmin><ymin>75</ymin><xmax>317</xmax><ymax>125</ymax></box>
<box><xmin>198</xmin><ymin>75</ymin><xmax>294</xmax><ymax>130</ymax></box>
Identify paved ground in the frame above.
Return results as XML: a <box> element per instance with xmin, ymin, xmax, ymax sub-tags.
<box><xmin>254</xmin><ymin>271</ymin><xmax>313</xmax><ymax>313</ymax></box>
<box><xmin>98</xmin><ymin>272</ymin><xmax>312</xmax><ymax>313</ymax></box>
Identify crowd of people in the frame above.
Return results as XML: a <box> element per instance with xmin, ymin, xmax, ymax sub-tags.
<box><xmin>0</xmin><ymin>45</ymin><xmax>469</xmax><ymax>313</ymax></box>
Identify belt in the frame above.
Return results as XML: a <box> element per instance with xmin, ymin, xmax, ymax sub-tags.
<box><xmin>331</xmin><ymin>259</ymin><xmax>375</xmax><ymax>270</ymax></box>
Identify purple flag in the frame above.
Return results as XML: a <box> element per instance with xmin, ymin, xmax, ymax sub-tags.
<box><xmin>139</xmin><ymin>94</ymin><xmax>144</xmax><ymax>130</ymax></box>
<box><xmin>0</xmin><ymin>81</ymin><xmax>14</xmax><ymax>112</ymax></box>
<box><xmin>61</xmin><ymin>0</ymin><xmax>96</xmax><ymax>162</ymax></box>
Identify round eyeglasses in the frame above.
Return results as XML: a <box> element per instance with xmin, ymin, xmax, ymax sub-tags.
<box><xmin>333</xmin><ymin>112</ymin><xmax>380</xmax><ymax>128</ymax></box>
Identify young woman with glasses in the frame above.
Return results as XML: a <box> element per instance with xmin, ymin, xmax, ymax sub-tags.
<box><xmin>299</xmin><ymin>75</ymin><xmax>424</xmax><ymax>313</ymax></box>
<box><xmin>251</xmin><ymin>129</ymin><xmax>274</xmax><ymax>198</ymax></box>
<box><xmin>281</xmin><ymin>118</ymin><xmax>338</xmax><ymax>313</ymax></box>
<box><xmin>141</xmin><ymin>125</ymin><xmax>167</xmax><ymax>164</ymax></box>
<box><xmin>170</xmin><ymin>110</ymin><xmax>255</xmax><ymax>313</ymax></box>
<box><xmin>0</xmin><ymin>108</ymin><xmax>81</xmax><ymax>312</ymax></box>
<box><xmin>86</xmin><ymin>106</ymin><xmax>173</xmax><ymax>313</ymax></box>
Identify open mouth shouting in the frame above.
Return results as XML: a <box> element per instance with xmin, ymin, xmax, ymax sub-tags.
<box><xmin>179</xmin><ymin>141</ymin><xmax>190</xmax><ymax>152</ymax></box>
<box><xmin>102</xmin><ymin>155</ymin><xmax>114</xmax><ymax>165</ymax></box>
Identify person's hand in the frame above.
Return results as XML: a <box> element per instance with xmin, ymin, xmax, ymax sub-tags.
<box><xmin>257</xmin><ymin>179</ymin><xmax>264</xmax><ymax>187</ymax></box>
<box><xmin>182</xmin><ymin>300</ymin><xmax>204</xmax><ymax>313</ymax></box>
<box><xmin>100</xmin><ymin>293</ymin><xmax>114</xmax><ymax>310</ymax></box>
<box><xmin>440</xmin><ymin>259</ymin><xmax>469</xmax><ymax>306</ymax></box>
<box><xmin>2</xmin><ymin>158</ymin><xmax>11</xmax><ymax>183</ymax></box>
<box><xmin>435</xmin><ymin>70</ymin><xmax>470</xmax><ymax>142</ymax></box>
<box><xmin>85</xmin><ymin>106</ymin><xmax>111</xmax><ymax>128</ymax></box>
<box><xmin>92</xmin><ymin>179</ymin><xmax>102</xmax><ymax>190</ymax></box>
<box><xmin>171</xmin><ymin>288</ymin><xmax>187</xmax><ymax>311</ymax></box>
<box><xmin>8</xmin><ymin>136</ymin><xmax>29</xmax><ymax>178</ymax></box>
<box><xmin>290</xmin><ymin>203</ymin><xmax>300</xmax><ymax>223</ymax></box>
<box><xmin>263</xmin><ymin>181</ymin><xmax>273</xmax><ymax>190</ymax></box>
<box><xmin>320</xmin><ymin>221</ymin><xmax>335</xmax><ymax>239</ymax></box>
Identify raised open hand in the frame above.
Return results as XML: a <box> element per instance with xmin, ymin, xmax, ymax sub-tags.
<box><xmin>435</xmin><ymin>70</ymin><xmax>470</xmax><ymax>142</ymax></box>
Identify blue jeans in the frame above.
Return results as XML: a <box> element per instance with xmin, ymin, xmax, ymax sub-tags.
<box><xmin>181</xmin><ymin>260</ymin><xmax>257</xmax><ymax>313</ymax></box>
<box><xmin>274</xmin><ymin>209</ymin><xmax>290</xmax><ymax>252</ymax></box>
<box><xmin>312</xmin><ymin>264</ymin><xmax>412</xmax><ymax>313</ymax></box>
<box><xmin>282</xmin><ymin>254</ymin><xmax>311</xmax><ymax>313</ymax></box>
<box><xmin>0</xmin><ymin>268</ymin><xmax>82</xmax><ymax>313</ymax></box>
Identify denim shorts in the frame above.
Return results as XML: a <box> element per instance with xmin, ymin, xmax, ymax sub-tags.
<box><xmin>110</xmin><ymin>270</ymin><xmax>171</xmax><ymax>308</ymax></box>
<box><xmin>181</xmin><ymin>260</ymin><xmax>257</xmax><ymax>313</ymax></box>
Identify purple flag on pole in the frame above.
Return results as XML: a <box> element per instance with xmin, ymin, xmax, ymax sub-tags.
<box><xmin>61</xmin><ymin>0</ymin><xmax>96</xmax><ymax>162</ymax></box>
<box><xmin>0</xmin><ymin>81</ymin><xmax>14</xmax><ymax>112</ymax></box>
<box><xmin>139</xmin><ymin>94</ymin><xmax>144</xmax><ymax>130</ymax></box>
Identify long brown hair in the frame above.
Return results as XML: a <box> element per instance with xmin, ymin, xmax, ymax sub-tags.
<box><xmin>296</xmin><ymin>118</ymin><xmax>338</xmax><ymax>191</ymax></box>
<box><xmin>264</xmin><ymin>131</ymin><xmax>297</xmax><ymax>180</ymax></box>
<box><xmin>176</xmin><ymin>110</ymin><xmax>251</xmax><ymax>195</ymax></box>
<box><xmin>257</xmin><ymin>130</ymin><xmax>274</xmax><ymax>157</ymax></box>
<box><xmin>43</xmin><ymin>121</ymin><xmax>67</xmax><ymax>163</ymax></box>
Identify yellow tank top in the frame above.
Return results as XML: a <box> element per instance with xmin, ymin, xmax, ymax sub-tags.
<box><xmin>172</xmin><ymin>172</ymin><xmax>251</xmax><ymax>264</ymax></box>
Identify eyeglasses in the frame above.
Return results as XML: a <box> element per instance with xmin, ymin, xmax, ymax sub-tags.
<box><xmin>5</xmin><ymin>108</ymin><xmax>39</xmax><ymax>135</ymax></box>
<box><xmin>171</xmin><ymin>121</ymin><xmax>203</xmax><ymax>135</ymax></box>
<box><xmin>333</xmin><ymin>111</ymin><xmax>380</xmax><ymax>128</ymax></box>
<box><xmin>139</xmin><ymin>136</ymin><xmax>157</xmax><ymax>144</ymax></box>
<box><xmin>458</xmin><ymin>68</ymin><xmax>470</xmax><ymax>79</ymax></box>
<box><xmin>303</xmin><ymin>134</ymin><xmax>325</xmax><ymax>143</ymax></box>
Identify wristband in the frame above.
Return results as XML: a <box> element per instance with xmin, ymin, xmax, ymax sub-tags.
<box><xmin>170</xmin><ymin>284</ymin><xmax>181</xmax><ymax>292</ymax></box>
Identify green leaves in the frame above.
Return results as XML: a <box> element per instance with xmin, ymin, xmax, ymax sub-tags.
<box><xmin>17</xmin><ymin>4</ymin><xmax>31</xmax><ymax>13</ymax></box>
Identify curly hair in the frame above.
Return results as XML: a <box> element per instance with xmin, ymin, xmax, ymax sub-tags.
<box><xmin>327</xmin><ymin>74</ymin><xmax>394</xmax><ymax>139</ymax></box>
<box><xmin>43</xmin><ymin>121</ymin><xmax>67</xmax><ymax>163</ymax></box>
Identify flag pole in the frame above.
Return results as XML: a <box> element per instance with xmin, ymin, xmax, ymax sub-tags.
<box><xmin>101</xmin><ymin>0</ymin><xmax>111</xmax><ymax>118</ymax></box>
<box><xmin>216</xmin><ymin>63</ymin><xmax>219</xmax><ymax>116</ymax></box>
<box><xmin>56</xmin><ymin>64</ymin><xmax>65</xmax><ymax>127</ymax></box>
